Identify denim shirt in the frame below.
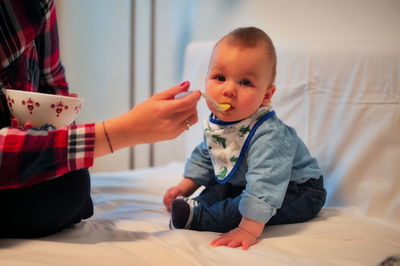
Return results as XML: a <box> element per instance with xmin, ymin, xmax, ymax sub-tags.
<box><xmin>183</xmin><ymin>114</ymin><xmax>322</xmax><ymax>224</ymax></box>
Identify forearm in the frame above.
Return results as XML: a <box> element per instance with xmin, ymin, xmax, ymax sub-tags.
<box><xmin>94</xmin><ymin>112</ymin><xmax>145</xmax><ymax>157</ymax></box>
<box><xmin>94</xmin><ymin>119</ymin><xmax>123</xmax><ymax>157</ymax></box>
<box><xmin>238</xmin><ymin>216</ymin><xmax>265</xmax><ymax>238</ymax></box>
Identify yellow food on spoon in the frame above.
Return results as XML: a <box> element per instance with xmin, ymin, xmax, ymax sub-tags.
<box><xmin>200</xmin><ymin>92</ymin><xmax>231</xmax><ymax>112</ymax></box>
<box><xmin>174</xmin><ymin>91</ymin><xmax>231</xmax><ymax>112</ymax></box>
<box><xmin>216</xmin><ymin>103</ymin><xmax>231</xmax><ymax>111</ymax></box>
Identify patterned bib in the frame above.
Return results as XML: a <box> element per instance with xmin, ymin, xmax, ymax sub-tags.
<box><xmin>204</xmin><ymin>106</ymin><xmax>275</xmax><ymax>183</ymax></box>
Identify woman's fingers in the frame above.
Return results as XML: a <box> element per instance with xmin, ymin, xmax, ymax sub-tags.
<box><xmin>172</xmin><ymin>108</ymin><xmax>199</xmax><ymax>132</ymax></box>
<box><xmin>184</xmin><ymin>111</ymin><xmax>199</xmax><ymax>130</ymax></box>
<box><xmin>152</xmin><ymin>82</ymin><xmax>201</xmax><ymax>113</ymax></box>
<box><xmin>166</xmin><ymin>91</ymin><xmax>201</xmax><ymax>114</ymax></box>
<box><xmin>152</xmin><ymin>81</ymin><xmax>191</xmax><ymax>100</ymax></box>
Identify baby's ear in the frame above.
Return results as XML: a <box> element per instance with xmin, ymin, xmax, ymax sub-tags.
<box><xmin>262</xmin><ymin>85</ymin><xmax>276</xmax><ymax>106</ymax></box>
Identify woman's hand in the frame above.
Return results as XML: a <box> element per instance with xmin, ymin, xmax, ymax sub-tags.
<box><xmin>126</xmin><ymin>81</ymin><xmax>201</xmax><ymax>143</ymax></box>
<box><xmin>94</xmin><ymin>81</ymin><xmax>201</xmax><ymax>156</ymax></box>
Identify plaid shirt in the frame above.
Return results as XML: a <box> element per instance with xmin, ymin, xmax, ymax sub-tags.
<box><xmin>0</xmin><ymin>0</ymin><xmax>95</xmax><ymax>189</ymax></box>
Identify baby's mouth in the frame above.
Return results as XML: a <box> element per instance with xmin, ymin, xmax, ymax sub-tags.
<box><xmin>220</xmin><ymin>103</ymin><xmax>233</xmax><ymax>112</ymax></box>
<box><xmin>215</xmin><ymin>102</ymin><xmax>231</xmax><ymax>112</ymax></box>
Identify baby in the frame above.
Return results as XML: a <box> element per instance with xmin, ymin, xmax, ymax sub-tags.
<box><xmin>163</xmin><ymin>27</ymin><xmax>326</xmax><ymax>250</ymax></box>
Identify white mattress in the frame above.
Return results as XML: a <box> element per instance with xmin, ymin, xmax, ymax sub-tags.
<box><xmin>1</xmin><ymin>163</ymin><xmax>399</xmax><ymax>266</ymax></box>
<box><xmin>1</xmin><ymin>41</ymin><xmax>399</xmax><ymax>265</ymax></box>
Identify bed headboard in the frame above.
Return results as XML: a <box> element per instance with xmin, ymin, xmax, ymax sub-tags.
<box><xmin>182</xmin><ymin>41</ymin><xmax>400</xmax><ymax>223</ymax></box>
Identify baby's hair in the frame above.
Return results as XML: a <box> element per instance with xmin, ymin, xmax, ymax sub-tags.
<box><xmin>218</xmin><ymin>27</ymin><xmax>277</xmax><ymax>83</ymax></box>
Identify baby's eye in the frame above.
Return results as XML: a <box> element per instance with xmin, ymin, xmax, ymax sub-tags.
<box><xmin>239</xmin><ymin>79</ymin><xmax>253</xmax><ymax>86</ymax></box>
<box><xmin>215</xmin><ymin>75</ymin><xmax>226</xmax><ymax>82</ymax></box>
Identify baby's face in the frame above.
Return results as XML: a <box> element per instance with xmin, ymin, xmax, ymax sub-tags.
<box><xmin>205</xmin><ymin>40</ymin><xmax>275</xmax><ymax>122</ymax></box>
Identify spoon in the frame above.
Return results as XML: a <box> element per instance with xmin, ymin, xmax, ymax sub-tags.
<box><xmin>175</xmin><ymin>91</ymin><xmax>231</xmax><ymax>112</ymax></box>
<box><xmin>199</xmin><ymin>92</ymin><xmax>231</xmax><ymax>111</ymax></box>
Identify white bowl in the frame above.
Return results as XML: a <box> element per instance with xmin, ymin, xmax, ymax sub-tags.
<box><xmin>4</xmin><ymin>89</ymin><xmax>83</xmax><ymax>128</ymax></box>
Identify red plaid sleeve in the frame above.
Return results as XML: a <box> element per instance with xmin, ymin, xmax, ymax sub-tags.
<box><xmin>67</xmin><ymin>124</ymin><xmax>95</xmax><ymax>171</ymax></box>
<box><xmin>0</xmin><ymin>123</ymin><xmax>95</xmax><ymax>190</ymax></box>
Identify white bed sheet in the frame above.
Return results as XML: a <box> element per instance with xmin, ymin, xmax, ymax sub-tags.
<box><xmin>1</xmin><ymin>163</ymin><xmax>399</xmax><ymax>266</ymax></box>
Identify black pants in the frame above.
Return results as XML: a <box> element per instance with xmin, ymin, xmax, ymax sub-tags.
<box><xmin>0</xmin><ymin>169</ymin><xmax>93</xmax><ymax>238</ymax></box>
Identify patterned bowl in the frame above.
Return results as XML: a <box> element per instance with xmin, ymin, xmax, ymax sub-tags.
<box><xmin>4</xmin><ymin>89</ymin><xmax>83</xmax><ymax>128</ymax></box>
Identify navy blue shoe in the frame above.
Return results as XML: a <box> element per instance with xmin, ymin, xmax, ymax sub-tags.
<box><xmin>170</xmin><ymin>197</ymin><xmax>198</xmax><ymax>229</ymax></box>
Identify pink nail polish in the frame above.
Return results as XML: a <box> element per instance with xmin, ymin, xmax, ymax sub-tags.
<box><xmin>179</xmin><ymin>81</ymin><xmax>188</xmax><ymax>87</ymax></box>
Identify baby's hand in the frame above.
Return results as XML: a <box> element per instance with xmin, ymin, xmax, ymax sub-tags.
<box><xmin>210</xmin><ymin>227</ymin><xmax>258</xmax><ymax>250</ymax></box>
<box><xmin>163</xmin><ymin>186</ymin><xmax>182</xmax><ymax>211</ymax></box>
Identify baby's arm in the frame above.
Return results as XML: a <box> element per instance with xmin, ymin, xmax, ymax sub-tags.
<box><xmin>210</xmin><ymin>216</ymin><xmax>264</xmax><ymax>250</ymax></box>
<box><xmin>163</xmin><ymin>177</ymin><xmax>200</xmax><ymax>211</ymax></box>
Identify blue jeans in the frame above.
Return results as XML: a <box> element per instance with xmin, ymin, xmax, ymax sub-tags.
<box><xmin>190</xmin><ymin>176</ymin><xmax>326</xmax><ymax>233</ymax></box>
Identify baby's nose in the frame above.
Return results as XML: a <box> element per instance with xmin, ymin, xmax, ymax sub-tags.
<box><xmin>222</xmin><ymin>84</ymin><xmax>237</xmax><ymax>97</ymax></box>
